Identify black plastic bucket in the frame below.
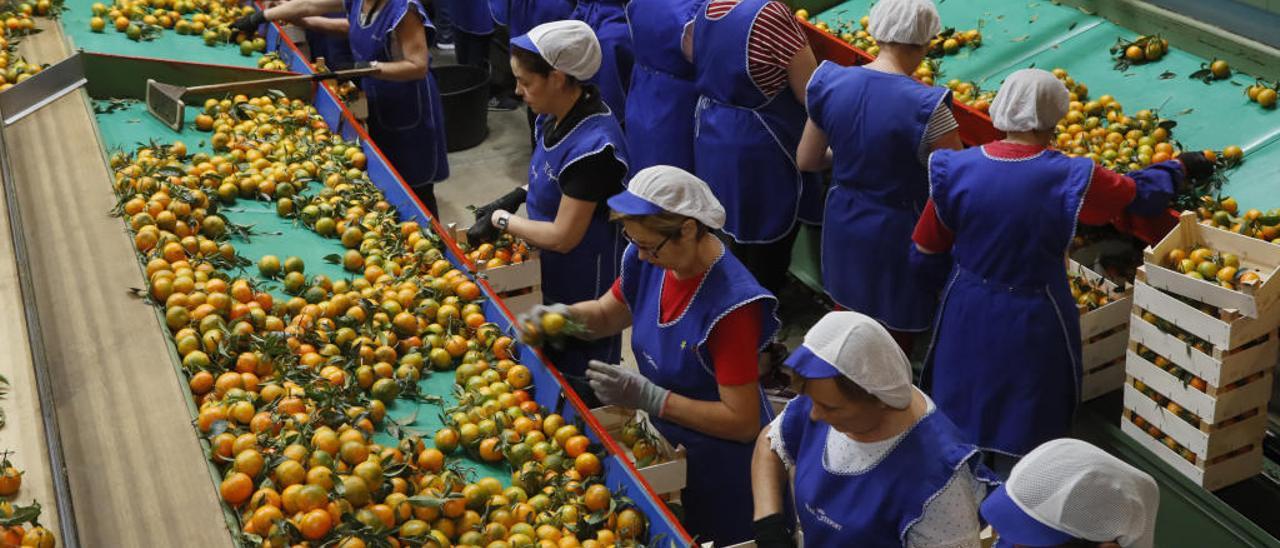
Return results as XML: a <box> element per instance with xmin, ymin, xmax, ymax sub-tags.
<box><xmin>434</xmin><ymin>65</ymin><xmax>490</xmax><ymax>152</ymax></box>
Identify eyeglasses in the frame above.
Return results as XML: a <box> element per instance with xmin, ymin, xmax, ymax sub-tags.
<box><xmin>622</xmin><ymin>229</ymin><xmax>672</xmax><ymax>258</ymax></box>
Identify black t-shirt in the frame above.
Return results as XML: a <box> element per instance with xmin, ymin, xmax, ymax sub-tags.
<box><xmin>541</xmin><ymin>85</ymin><xmax>628</xmax><ymax>203</ymax></box>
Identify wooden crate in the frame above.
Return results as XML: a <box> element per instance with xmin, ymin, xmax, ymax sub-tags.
<box><xmin>451</xmin><ymin>226</ymin><xmax>542</xmax><ymax>316</ymax></box>
<box><xmin>1126</xmin><ymin>348</ymin><xmax>1273</xmax><ymax>425</ymax></box>
<box><xmin>1130</xmin><ymin>279</ymin><xmax>1279</xmax><ymax>388</ymax></box>
<box><xmin>1143</xmin><ymin>212</ymin><xmax>1280</xmax><ymax>318</ymax></box>
<box><xmin>591</xmin><ymin>406</ymin><xmax>687</xmax><ymax>496</ymax></box>
<box><xmin>1120</xmin><ymin>415</ymin><xmax>1264</xmax><ymax>491</ymax></box>
<box><xmin>1070</xmin><ymin>259</ymin><xmax>1132</xmax><ymax>400</ymax></box>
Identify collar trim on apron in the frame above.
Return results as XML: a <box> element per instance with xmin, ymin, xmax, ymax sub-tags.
<box><xmin>979</xmin><ymin>145</ymin><xmax>1047</xmax><ymax>163</ymax></box>
<box><xmin>656</xmin><ymin>243</ymin><xmax>727</xmax><ymax>328</ymax></box>
<box><xmin>540</xmin><ymin>109</ymin><xmax>617</xmax><ymax>152</ymax></box>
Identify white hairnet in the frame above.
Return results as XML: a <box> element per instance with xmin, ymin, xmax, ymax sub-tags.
<box><xmin>612</xmin><ymin>166</ymin><xmax>727</xmax><ymax>229</ymax></box>
<box><xmin>868</xmin><ymin>0</ymin><xmax>942</xmax><ymax>46</ymax></box>
<box><xmin>516</xmin><ymin>20</ymin><xmax>602</xmax><ymax>80</ymax></box>
<box><xmin>990</xmin><ymin>68</ymin><xmax>1070</xmax><ymax>133</ymax></box>
<box><xmin>797</xmin><ymin>311</ymin><xmax>914</xmax><ymax>409</ymax></box>
<box><xmin>1005</xmin><ymin>439</ymin><xmax>1160</xmax><ymax>547</ymax></box>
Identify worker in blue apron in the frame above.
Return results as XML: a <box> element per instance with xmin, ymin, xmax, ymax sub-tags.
<box><xmin>913</xmin><ymin>69</ymin><xmax>1214</xmax><ymax>469</ymax></box>
<box><xmin>623</xmin><ymin>0</ymin><xmax>699</xmax><ymax>172</ymax></box>
<box><xmin>571</xmin><ymin>0</ymin><xmax>632</xmax><ymax>123</ymax></box>
<box><xmin>551</xmin><ymin>166</ymin><xmax>780</xmax><ymax>545</ymax></box>
<box><xmin>982</xmin><ymin>439</ymin><xmax>1159</xmax><ymax>548</ymax></box>
<box><xmin>445</xmin><ymin>0</ymin><xmax>494</xmax><ymax>69</ymax></box>
<box><xmin>505</xmin><ymin>0</ymin><xmax>575</xmax><ymax>37</ymax></box>
<box><xmin>468</xmin><ymin>21</ymin><xmax>628</xmax><ymax>399</ymax></box>
<box><xmin>303</xmin><ymin>15</ymin><xmax>354</xmax><ymax>70</ymax></box>
<box><xmin>690</xmin><ymin>0</ymin><xmax>819</xmax><ymax>296</ymax></box>
<box><xmin>753</xmin><ymin>311</ymin><xmax>997</xmax><ymax>547</ymax></box>
<box><xmin>796</xmin><ymin>0</ymin><xmax>960</xmax><ymax>352</ymax></box>
<box><xmin>235</xmin><ymin>0</ymin><xmax>450</xmax><ymax>218</ymax></box>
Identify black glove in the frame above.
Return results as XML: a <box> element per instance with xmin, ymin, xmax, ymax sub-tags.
<box><xmin>752</xmin><ymin>514</ymin><xmax>796</xmax><ymax>548</ymax></box>
<box><xmin>230</xmin><ymin>10</ymin><xmax>267</xmax><ymax>34</ymax></box>
<box><xmin>466</xmin><ymin>218</ymin><xmax>502</xmax><ymax>246</ymax></box>
<box><xmin>1179</xmin><ymin>151</ymin><xmax>1216</xmax><ymax>184</ymax></box>
<box><xmin>467</xmin><ymin>187</ymin><xmax>528</xmax><ymax>244</ymax></box>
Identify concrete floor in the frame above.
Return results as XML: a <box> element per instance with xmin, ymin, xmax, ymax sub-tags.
<box><xmin>434</xmin><ymin>107</ymin><xmax>531</xmax><ymax>229</ymax></box>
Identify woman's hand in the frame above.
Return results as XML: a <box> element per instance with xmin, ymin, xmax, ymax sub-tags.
<box><xmin>586</xmin><ymin>361</ymin><xmax>672</xmax><ymax>416</ymax></box>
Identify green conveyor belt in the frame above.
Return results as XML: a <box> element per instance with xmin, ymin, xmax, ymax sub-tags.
<box><xmin>60</xmin><ymin>0</ymin><xmax>263</xmax><ymax>67</ymax></box>
<box><xmin>811</xmin><ymin>0</ymin><xmax>1280</xmax><ymax>208</ymax></box>
<box><xmin>92</xmin><ymin>102</ymin><xmax>513</xmax><ymax>486</ymax></box>
<box><xmin>811</xmin><ymin>0</ymin><xmax>1100</xmax><ymax>82</ymax></box>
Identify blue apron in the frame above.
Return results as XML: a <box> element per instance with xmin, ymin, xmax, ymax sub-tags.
<box><xmin>527</xmin><ymin>108</ymin><xmax>629</xmax><ymax>378</ymax></box>
<box><xmin>506</xmin><ymin>0</ymin><xmax>574</xmax><ymax>37</ymax></box>
<box><xmin>922</xmin><ymin>147</ymin><xmax>1091</xmax><ymax>457</ymax></box>
<box><xmin>778</xmin><ymin>395</ymin><xmax>996</xmax><ymax>546</ymax></box>
<box><xmin>445</xmin><ymin>0</ymin><xmax>494</xmax><ymax>35</ymax></box>
<box><xmin>572</xmin><ymin>0</ymin><xmax>633</xmax><ymax>124</ymax></box>
<box><xmin>692</xmin><ymin>0</ymin><xmax>817</xmax><ymax>244</ymax></box>
<box><xmin>305</xmin><ymin>14</ymin><xmax>354</xmax><ymax>69</ymax></box>
<box><xmin>619</xmin><ymin>243</ymin><xmax>781</xmax><ymax>546</ymax></box>
<box><xmin>809</xmin><ymin>62</ymin><xmax>950</xmax><ymax>331</ymax></box>
<box><xmin>624</xmin><ymin>0</ymin><xmax>699</xmax><ymax>172</ymax></box>
<box><xmin>346</xmin><ymin>0</ymin><xmax>449</xmax><ymax>188</ymax></box>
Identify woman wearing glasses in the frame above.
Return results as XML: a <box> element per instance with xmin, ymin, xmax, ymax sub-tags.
<box><xmin>468</xmin><ymin>21</ymin><xmax>629</xmax><ymax>403</ymax></box>
<box><xmin>533</xmin><ymin>165</ymin><xmax>779</xmax><ymax>545</ymax></box>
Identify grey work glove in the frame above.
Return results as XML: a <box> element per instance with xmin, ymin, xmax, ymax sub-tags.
<box><xmin>516</xmin><ymin>303</ymin><xmax>571</xmax><ymax>332</ymax></box>
<box><xmin>586</xmin><ymin>360</ymin><xmax>671</xmax><ymax>417</ymax></box>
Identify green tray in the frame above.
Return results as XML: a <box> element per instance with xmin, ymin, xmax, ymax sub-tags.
<box><xmin>61</xmin><ymin>0</ymin><xmax>264</xmax><ymax>67</ymax></box>
<box><xmin>811</xmin><ymin>0</ymin><xmax>1100</xmax><ymax>84</ymax></box>
<box><xmin>94</xmin><ymin>102</ymin><xmax>514</xmax><ymax>491</ymax></box>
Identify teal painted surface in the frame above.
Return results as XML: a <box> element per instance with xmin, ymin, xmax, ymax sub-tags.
<box><xmin>61</xmin><ymin>0</ymin><xmax>263</xmax><ymax>67</ymax></box>
<box><xmin>94</xmin><ymin>102</ymin><xmax>514</xmax><ymax>488</ymax></box>
<box><xmin>810</xmin><ymin>0</ymin><xmax>1099</xmax><ymax>83</ymax></box>
<box><xmin>809</xmin><ymin>0</ymin><xmax>1280</xmax><ymax>207</ymax></box>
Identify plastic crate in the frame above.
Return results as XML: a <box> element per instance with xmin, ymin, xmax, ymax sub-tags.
<box><xmin>1143</xmin><ymin>212</ymin><xmax>1280</xmax><ymax>318</ymax></box>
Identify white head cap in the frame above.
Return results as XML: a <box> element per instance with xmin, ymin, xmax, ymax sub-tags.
<box><xmin>783</xmin><ymin>311</ymin><xmax>913</xmax><ymax>409</ymax></box>
<box><xmin>989</xmin><ymin>68</ymin><xmax>1070</xmax><ymax>133</ymax></box>
<box><xmin>981</xmin><ymin>438</ymin><xmax>1160</xmax><ymax>548</ymax></box>
<box><xmin>868</xmin><ymin>0</ymin><xmax>942</xmax><ymax>46</ymax></box>
<box><xmin>607</xmin><ymin>166</ymin><xmax>727</xmax><ymax>229</ymax></box>
<box><xmin>511</xmin><ymin>20</ymin><xmax>602</xmax><ymax>81</ymax></box>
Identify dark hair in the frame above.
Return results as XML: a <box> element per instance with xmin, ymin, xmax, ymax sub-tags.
<box><xmin>834</xmin><ymin>376</ymin><xmax>882</xmax><ymax>404</ymax></box>
<box><xmin>609</xmin><ymin>211</ymin><xmax>710</xmax><ymax>240</ymax></box>
<box><xmin>511</xmin><ymin>45</ymin><xmax>581</xmax><ymax>85</ymax></box>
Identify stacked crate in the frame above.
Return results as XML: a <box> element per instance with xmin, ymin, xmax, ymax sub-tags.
<box><xmin>1069</xmin><ymin>259</ymin><xmax>1133</xmax><ymax>400</ymax></box>
<box><xmin>1121</xmin><ymin>213</ymin><xmax>1280</xmax><ymax>490</ymax></box>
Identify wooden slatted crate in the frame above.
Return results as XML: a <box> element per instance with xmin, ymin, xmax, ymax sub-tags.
<box><xmin>1070</xmin><ymin>259</ymin><xmax>1132</xmax><ymax>400</ymax></box>
<box><xmin>1143</xmin><ymin>212</ymin><xmax>1280</xmax><ymax>318</ymax></box>
<box><xmin>591</xmin><ymin>406</ymin><xmax>687</xmax><ymax>497</ymax></box>
<box><xmin>1120</xmin><ymin>264</ymin><xmax>1279</xmax><ymax>490</ymax></box>
<box><xmin>451</xmin><ymin>226</ymin><xmax>542</xmax><ymax>317</ymax></box>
